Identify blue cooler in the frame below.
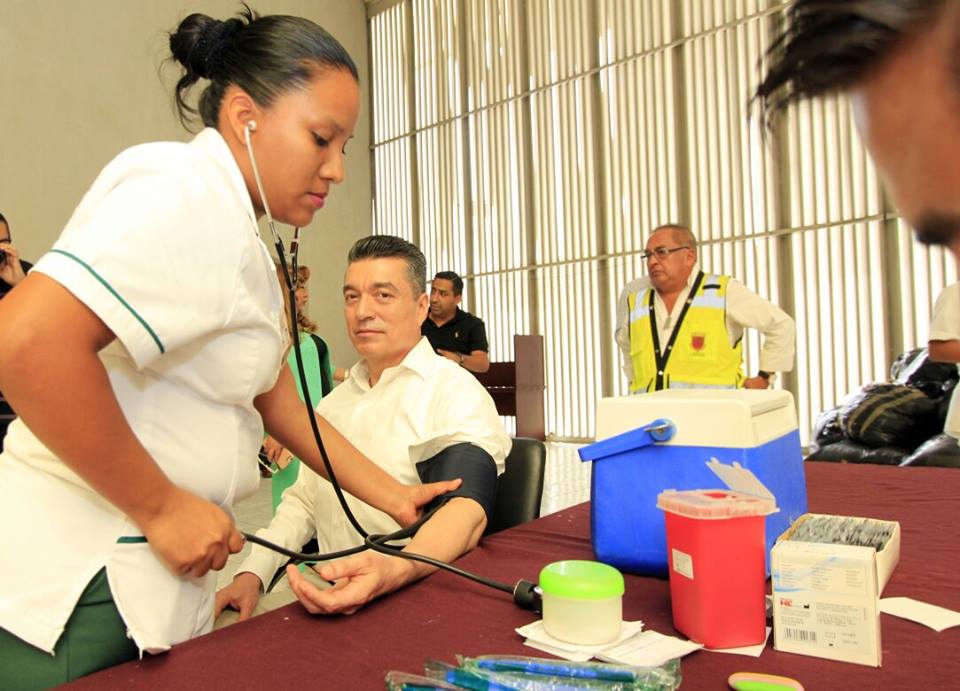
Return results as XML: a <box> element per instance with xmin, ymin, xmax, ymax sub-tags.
<box><xmin>579</xmin><ymin>390</ymin><xmax>807</xmax><ymax>576</ymax></box>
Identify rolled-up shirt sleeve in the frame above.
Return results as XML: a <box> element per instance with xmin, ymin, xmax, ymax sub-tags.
<box><xmin>238</xmin><ymin>466</ymin><xmax>321</xmax><ymax>588</ymax></box>
<box><xmin>724</xmin><ymin>279</ymin><xmax>796</xmax><ymax>373</ymax></box>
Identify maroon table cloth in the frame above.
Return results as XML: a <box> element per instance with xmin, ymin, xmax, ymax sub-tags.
<box><xmin>67</xmin><ymin>463</ymin><xmax>960</xmax><ymax>690</ymax></box>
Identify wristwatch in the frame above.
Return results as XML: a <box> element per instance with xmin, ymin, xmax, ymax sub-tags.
<box><xmin>757</xmin><ymin>370</ymin><xmax>777</xmax><ymax>384</ymax></box>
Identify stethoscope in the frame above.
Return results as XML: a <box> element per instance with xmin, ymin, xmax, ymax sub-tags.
<box><xmin>239</xmin><ymin>121</ymin><xmax>540</xmax><ymax>610</ymax></box>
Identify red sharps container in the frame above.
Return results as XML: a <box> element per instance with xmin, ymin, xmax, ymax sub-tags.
<box><xmin>657</xmin><ymin>463</ymin><xmax>778</xmax><ymax>649</ymax></box>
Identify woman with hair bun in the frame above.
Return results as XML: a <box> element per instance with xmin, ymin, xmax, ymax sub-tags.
<box><xmin>0</xmin><ymin>7</ymin><xmax>457</xmax><ymax>685</ymax></box>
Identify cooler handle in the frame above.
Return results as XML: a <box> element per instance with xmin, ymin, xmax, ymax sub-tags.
<box><xmin>578</xmin><ymin>418</ymin><xmax>676</xmax><ymax>463</ymax></box>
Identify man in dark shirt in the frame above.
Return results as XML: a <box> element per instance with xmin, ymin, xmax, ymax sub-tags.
<box><xmin>0</xmin><ymin>212</ymin><xmax>31</xmax><ymax>449</ymax></box>
<box><xmin>421</xmin><ymin>271</ymin><xmax>490</xmax><ymax>373</ymax></box>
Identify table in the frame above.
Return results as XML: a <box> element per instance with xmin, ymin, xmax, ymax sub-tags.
<box><xmin>68</xmin><ymin>463</ymin><xmax>960</xmax><ymax>689</ymax></box>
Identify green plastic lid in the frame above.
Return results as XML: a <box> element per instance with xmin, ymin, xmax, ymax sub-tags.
<box><xmin>539</xmin><ymin>560</ymin><xmax>625</xmax><ymax>600</ymax></box>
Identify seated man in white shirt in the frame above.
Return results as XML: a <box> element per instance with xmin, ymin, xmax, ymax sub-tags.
<box><xmin>216</xmin><ymin>235</ymin><xmax>511</xmax><ymax>619</ymax></box>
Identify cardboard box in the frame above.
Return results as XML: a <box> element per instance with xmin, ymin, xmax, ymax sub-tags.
<box><xmin>771</xmin><ymin>541</ymin><xmax>881</xmax><ymax>667</ymax></box>
<box><xmin>777</xmin><ymin>514</ymin><xmax>901</xmax><ymax>593</ymax></box>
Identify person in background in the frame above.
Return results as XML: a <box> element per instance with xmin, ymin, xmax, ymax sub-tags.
<box><xmin>928</xmin><ymin>282</ymin><xmax>960</xmax><ymax>439</ymax></box>
<box><xmin>421</xmin><ymin>270</ymin><xmax>490</xmax><ymax>373</ymax></box>
<box><xmin>0</xmin><ymin>212</ymin><xmax>31</xmax><ymax>298</ymax></box>
<box><xmin>215</xmin><ymin>235</ymin><xmax>509</xmax><ymax>620</ymax></box>
<box><xmin>262</xmin><ymin>263</ymin><xmax>347</xmax><ymax>509</ymax></box>
<box><xmin>0</xmin><ymin>212</ymin><xmax>32</xmax><ymax>449</ymax></box>
<box><xmin>615</xmin><ymin>224</ymin><xmax>795</xmax><ymax>393</ymax></box>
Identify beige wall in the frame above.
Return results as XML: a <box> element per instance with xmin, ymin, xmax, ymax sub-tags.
<box><xmin>0</xmin><ymin>0</ymin><xmax>371</xmax><ymax>367</ymax></box>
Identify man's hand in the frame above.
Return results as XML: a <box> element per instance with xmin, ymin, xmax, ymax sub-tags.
<box><xmin>263</xmin><ymin>435</ymin><xmax>295</xmax><ymax>469</ymax></box>
<box><xmin>287</xmin><ymin>554</ymin><xmax>408</xmax><ymax>616</ymax></box>
<box><xmin>0</xmin><ymin>242</ymin><xmax>26</xmax><ymax>286</ymax></box>
<box><xmin>743</xmin><ymin>376</ymin><xmax>770</xmax><ymax>389</ymax></box>
<box><xmin>215</xmin><ymin>572</ymin><xmax>263</xmax><ymax>621</ymax></box>
<box><xmin>391</xmin><ymin>478</ymin><xmax>461</xmax><ymax>527</ymax></box>
<box><xmin>136</xmin><ymin>486</ymin><xmax>244</xmax><ymax>578</ymax></box>
<box><xmin>262</xmin><ymin>435</ymin><xmax>284</xmax><ymax>462</ymax></box>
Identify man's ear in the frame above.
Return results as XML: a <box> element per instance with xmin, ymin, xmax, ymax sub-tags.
<box><xmin>416</xmin><ymin>291</ymin><xmax>429</xmax><ymax>321</ymax></box>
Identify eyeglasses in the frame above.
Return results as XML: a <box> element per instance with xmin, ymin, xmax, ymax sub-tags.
<box><xmin>641</xmin><ymin>246</ymin><xmax>690</xmax><ymax>262</ymax></box>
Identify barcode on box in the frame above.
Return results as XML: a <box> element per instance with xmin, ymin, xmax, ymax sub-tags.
<box><xmin>783</xmin><ymin>628</ymin><xmax>817</xmax><ymax>643</ymax></box>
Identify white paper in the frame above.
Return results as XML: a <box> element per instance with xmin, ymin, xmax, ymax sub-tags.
<box><xmin>522</xmin><ymin>639</ymin><xmax>594</xmax><ymax>662</ymax></box>
<box><xmin>596</xmin><ymin>630</ymin><xmax>702</xmax><ymax>667</ymax></box>
<box><xmin>515</xmin><ymin>619</ymin><xmax>644</xmax><ymax>655</ymax></box>
<box><xmin>880</xmin><ymin>597</ymin><xmax>960</xmax><ymax>632</ymax></box>
<box><xmin>704</xmin><ymin>627</ymin><xmax>770</xmax><ymax>657</ymax></box>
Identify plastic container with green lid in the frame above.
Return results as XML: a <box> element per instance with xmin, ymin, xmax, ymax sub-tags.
<box><xmin>539</xmin><ymin>560</ymin><xmax>624</xmax><ymax>644</ymax></box>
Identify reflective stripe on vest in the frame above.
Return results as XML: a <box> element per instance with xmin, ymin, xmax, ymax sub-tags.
<box><xmin>626</xmin><ymin>272</ymin><xmax>744</xmax><ymax>392</ymax></box>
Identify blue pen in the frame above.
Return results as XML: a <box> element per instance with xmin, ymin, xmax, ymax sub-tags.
<box><xmin>475</xmin><ymin>657</ymin><xmax>636</xmax><ymax>682</ymax></box>
<box><xmin>443</xmin><ymin>668</ymin><xmax>515</xmax><ymax>691</ymax></box>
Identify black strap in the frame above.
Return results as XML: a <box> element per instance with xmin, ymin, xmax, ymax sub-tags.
<box><xmin>649</xmin><ymin>271</ymin><xmax>705</xmax><ymax>391</ymax></box>
<box><xmin>308</xmin><ymin>334</ymin><xmax>334</xmax><ymax>396</ymax></box>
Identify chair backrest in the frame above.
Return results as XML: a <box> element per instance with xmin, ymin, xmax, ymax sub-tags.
<box><xmin>485</xmin><ymin>437</ymin><xmax>547</xmax><ymax>535</ymax></box>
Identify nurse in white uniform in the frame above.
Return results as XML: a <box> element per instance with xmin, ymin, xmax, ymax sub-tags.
<box><xmin>0</xmin><ymin>8</ymin><xmax>457</xmax><ymax>687</ymax></box>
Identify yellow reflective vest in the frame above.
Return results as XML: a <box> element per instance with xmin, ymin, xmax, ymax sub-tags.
<box><xmin>626</xmin><ymin>271</ymin><xmax>744</xmax><ymax>393</ymax></box>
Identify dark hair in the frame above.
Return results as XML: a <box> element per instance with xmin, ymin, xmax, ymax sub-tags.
<box><xmin>433</xmin><ymin>271</ymin><xmax>463</xmax><ymax>296</ymax></box>
<box><xmin>756</xmin><ymin>1</ymin><xmax>943</xmax><ymax>122</ymax></box>
<box><xmin>168</xmin><ymin>5</ymin><xmax>359</xmax><ymax>128</ymax></box>
<box><xmin>348</xmin><ymin>235</ymin><xmax>427</xmax><ymax>295</ymax></box>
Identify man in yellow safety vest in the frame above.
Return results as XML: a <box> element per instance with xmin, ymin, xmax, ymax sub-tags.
<box><xmin>614</xmin><ymin>224</ymin><xmax>795</xmax><ymax>393</ymax></box>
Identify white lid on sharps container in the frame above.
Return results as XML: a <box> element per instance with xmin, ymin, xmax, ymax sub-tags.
<box><xmin>656</xmin><ymin>458</ymin><xmax>779</xmax><ymax>520</ymax></box>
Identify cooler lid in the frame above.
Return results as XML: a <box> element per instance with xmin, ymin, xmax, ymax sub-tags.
<box><xmin>595</xmin><ymin>389</ymin><xmax>798</xmax><ymax>448</ymax></box>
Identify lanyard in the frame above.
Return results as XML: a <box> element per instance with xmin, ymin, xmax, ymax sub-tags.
<box><xmin>648</xmin><ymin>270</ymin><xmax>704</xmax><ymax>391</ymax></box>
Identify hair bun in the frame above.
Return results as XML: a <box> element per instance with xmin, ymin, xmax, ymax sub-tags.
<box><xmin>195</xmin><ymin>19</ymin><xmax>242</xmax><ymax>78</ymax></box>
<box><xmin>170</xmin><ymin>13</ymin><xmax>244</xmax><ymax>80</ymax></box>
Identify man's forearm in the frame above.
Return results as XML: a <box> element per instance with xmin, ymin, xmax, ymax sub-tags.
<box><xmin>389</xmin><ymin>498</ymin><xmax>487</xmax><ymax>586</ymax></box>
<box><xmin>928</xmin><ymin>339</ymin><xmax>960</xmax><ymax>363</ymax></box>
<box><xmin>462</xmin><ymin>350</ymin><xmax>490</xmax><ymax>373</ymax></box>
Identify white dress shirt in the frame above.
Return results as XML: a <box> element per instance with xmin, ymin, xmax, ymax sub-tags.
<box><xmin>0</xmin><ymin>128</ymin><xmax>286</xmax><ymax>654</ymax></box>
<box><xmin>929</xmin><ymin>282</ymin><xmax>960</xmax><ymax>438</ymax></box>
<box><xmin>614</xmin><ymin>263</ymin><xmax>796</xmax><ymax>385</ymax></box>
<box><xmin>238</xmin><ymin>337</ymin><xmax>511</xmax><ymax>588</ymax></box>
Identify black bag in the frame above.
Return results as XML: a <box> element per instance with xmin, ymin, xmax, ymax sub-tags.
<box><xmin>839</xmin><ymin>383</ymin><xmax>939</xmax><ymax>449</ymax></box>
<box><xmin>890</xmin><ymin>347</ymin><xmax>959</xmax><ymax>397</ymax></box>
<box><xmin>811</xmin><ymin>407</ymin><xmax>844</xmax><ymax>448</ymax></box>
<box><xmin>900</xmin><ymin>433</ymin><xmax>960</xmax><ymax>467</ymax></box>
<box><xmin>806</xmin><ymin>439</ymin><xmax>909</xmax><ymax>466</ymax></box>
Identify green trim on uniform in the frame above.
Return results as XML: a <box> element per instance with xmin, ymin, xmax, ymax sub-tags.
<box><xmin>49</xmin><ymin>249</ymin><xmax>165</xmax><ymax>354</ymax></box>
<box><xmin>0</xmin><ymin>568</ymin><xmax>138</xmax><ymax>688</ymax></box>
<box><xmin>116</xmin><ymin>536</ymin><xmax>148</xmax><ymax>544</ymax></box>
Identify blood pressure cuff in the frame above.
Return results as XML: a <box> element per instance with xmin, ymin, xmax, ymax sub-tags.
<box><xmin>415</xmin><ymin>442</ymin><xmax>499</xmax><ymax>521</ymax></box>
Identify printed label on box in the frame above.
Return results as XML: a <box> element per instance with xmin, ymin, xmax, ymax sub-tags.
<box><xmin>671</xmin><ymin>548</ymin><xmax>694</xmax><ymax>579</ymax></box>
<box><xmin>776</xmin><ymin>553</ymin><xmax>871</xmax><ymax>597</ymax></box>
<box><xmin>772</xmin><ymin>541</ymin><xmax>880</xmax><ymax>667</ymax></box>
